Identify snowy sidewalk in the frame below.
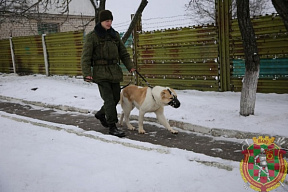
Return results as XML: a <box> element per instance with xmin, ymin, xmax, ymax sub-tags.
<box><xmin>1</xmin><ymin>93</ymin><xmax>287</xmax><ymax>144</ymax></box>
<box><xmin>0</xmin><ymin>100</ymin><xmax>247</xmax><ymax>161</ymax></box>
<box><xmin>0</xmin><ymin>112</ymin><xmax>247</xmax><ymax>192</ymax></box>
<box><xmin>0</xmin><ymin>74</ymin><xmax>287</xmax><ymax>139</ymax></box>
<box><xmin>0</xmin><ymin>74</ymin><xmax>288</xmax><ymax>192</ymax></box>
<box><xmin>1</xmin><ymin>103</ymin><xmax>287</xmax><ymax>192</ymax></box>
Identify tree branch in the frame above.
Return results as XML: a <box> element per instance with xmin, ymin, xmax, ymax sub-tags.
<box><xmin>21</xmin><ymin>0</ymin><xmax>43</xmax><ymax>14</ymax></box>
<box><xmin>272</xmin><ymin>0</ymin><xmax>288</xmax><ymax>31</ymax></box>
<box><xmin>121</xmin><ymin>0</ymin><xmax>148</xmax><ymax>44</ymax></box>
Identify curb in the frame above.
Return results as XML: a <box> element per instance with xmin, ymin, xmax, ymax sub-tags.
<box><xmin>0</xmin><ymin>112</ymin><xmax>238</xmax><ymax>171</ymax></box>
<box><xmin>1</xmin><ymin>95</ymin><xmax>287</xmax><ymax>142</ymax></box>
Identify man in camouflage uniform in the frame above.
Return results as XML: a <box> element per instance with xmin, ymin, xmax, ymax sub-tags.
<box><xmin>81</xmin><ymin>10</ymin><xmax>135</xmax><ymax>137</ymax></box>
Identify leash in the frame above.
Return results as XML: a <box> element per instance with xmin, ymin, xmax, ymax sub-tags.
<box><xmin>121</xmin><ymin>70</ymin><xmax>153</xmax><ymax>89</ymax></box>
<box><xmin>120</xmin><ymin>73</ymin><xmax>133</xmax><ymax>89</ymax></box>
<box><xmin>85</xmin><ymin>70</ymin><xmax>152</xmax><ymax>89</ymax></box>
<box><xmin>135</xmin><ymin>70</ymin><xmax>153</xmax><ymax>88</ymax></box>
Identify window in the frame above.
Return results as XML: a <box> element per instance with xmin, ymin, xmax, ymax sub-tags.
<box><xmin>38</xmin><ymin>23</ymin><xmax>59</xmax><ymax>35</ymax></box>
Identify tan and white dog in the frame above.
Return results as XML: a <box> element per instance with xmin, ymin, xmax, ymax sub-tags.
<box><xmin>119</xmin><ymin>85</ymin><xmax>180</xmax><ymax>134</ymax></box>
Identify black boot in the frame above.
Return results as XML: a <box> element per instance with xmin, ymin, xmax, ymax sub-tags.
<box><xmin>95</xmin><ymin>112</ymin><xmax>108</xmax><ymax>128</ymax></box>
<box><xmin>109</xmin><ymin>123</ymin><xmax>125</xmax><ymax>137</ymax></box>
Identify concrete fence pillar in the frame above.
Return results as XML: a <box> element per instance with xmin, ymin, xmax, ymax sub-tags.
<box><xmin>41</xmin><ymin>34</ymin><xmax>49</xmax><ymax>76</ymax></box>
<box><xmin>9</xmin><ymin>37</ymin><xmax>16</xmax><ymax>74</ymax></box>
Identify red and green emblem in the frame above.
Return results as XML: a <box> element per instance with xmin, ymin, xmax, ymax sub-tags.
<box><xmin>240</xmin><ymin>136</ymin><xmax>287</xmax><ymax>191</ymax></box>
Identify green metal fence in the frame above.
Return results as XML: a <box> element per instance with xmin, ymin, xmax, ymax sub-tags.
<box><xmin>0</xmin><ymin>14</ymin><xmax>287</xmax><ymax>93</ymax></box>
<box><xmin>230</xmin><ymin>14</ymin><xmax>288</xmax><ymax>93</ymax></box>
<box><xmin>12</xmin><ymin>35</ymin><xmax>45</xmax><ymax>74</ymax></box>
<box><xmin>0</xmin><ymin>39</ymin><xmax>12</xmax><ymax>73</ymax></box>
<box><xmin>136</xmin><ymin>25</ymin><xmax>219</xmax><ymax>91</ymax></box>
<box><xmin>45</xmin><ymin>30</ymin><xmax>83</xmax><ymax>76</ymax></box>
<box><xmin>119</xmin><ymin>32</ymin><xmax>134</xmax><ymax>86</ymax></box>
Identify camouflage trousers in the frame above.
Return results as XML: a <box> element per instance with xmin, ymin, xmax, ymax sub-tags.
<box><xmin>97</xmin><ymin>82</ymin><xmax>121</xmax><ymax>124</ymax></box>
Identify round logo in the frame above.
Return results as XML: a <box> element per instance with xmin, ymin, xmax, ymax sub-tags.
<box><xmin>240</xmin><ymin>136</ymin><xmax>287</xmax><ymax>191</ymax></box>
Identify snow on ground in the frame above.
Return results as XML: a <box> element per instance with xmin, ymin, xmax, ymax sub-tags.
<box><xmin>0</xmin><ymin>74</ymin><xmax>287</xmax><ymax>138</ymax></box>
<box><xmin>0</xmin><ymin>112</ymin><xmax>247</xmax><ymax>192</ymax></box>
<box><xmin>0</xmin><ymin>74</ymin><xmax>287</xmax><ymax>192</ymax></box>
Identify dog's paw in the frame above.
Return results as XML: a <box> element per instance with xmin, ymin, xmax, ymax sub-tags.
<box><xmin>170</xmin><ymin>130</ymin><xmax>178</xmax><ymax>134</ymax></box>
<box><xmin>127</xmin><ymin>125</ymin><xmax>136</xmax><ymax>131</ymax></box>
<box><xmin>138</xmin><ymin>129</ymin><xmax>146</xmax><ymax>134</ymax></box>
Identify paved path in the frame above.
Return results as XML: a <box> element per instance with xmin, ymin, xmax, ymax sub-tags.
<box><xmin>2</xmin><ymin>100</ymin><xmax>287</xmax><ymax>162</ymax></box>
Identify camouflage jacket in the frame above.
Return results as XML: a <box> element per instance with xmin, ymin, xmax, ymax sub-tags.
<box><xmin>81</xmin><ymin>23</ymin><xmax>133</xmax><ymax>83</ymax></box>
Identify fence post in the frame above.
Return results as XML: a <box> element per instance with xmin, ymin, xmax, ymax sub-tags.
<box><xmin>132</xmin><ymin>13</ymin><xmax>142</xmax><ymax>86</ymax></box>
<box><xmin>216</xmin><ymin>0</ymin><xmax>231</xmax><ymax>91</ymax></box>
<box><xmin>9</xmin><ymin>37</ymin><xmax>16</xmax><ymax>74</ymax></box>
<box><xmin>42</xmin><ymin>34</ymin><xmax>49</xmax><ymax>76</ymax></box>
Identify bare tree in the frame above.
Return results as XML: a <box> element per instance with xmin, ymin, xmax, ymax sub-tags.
<box><xmin>185</xmin><ymin>0</ymin><xmax>270</xmax><ymax>24</ymax></box>
<box><xmin>0</xmin><ymin>0</ymin><xmax>73</xmax><ymax>36</ymax></box>
<box><xmin>185</xmin><ymin>0</ymin><xmax>216</xmax><ymax>23</ymax></box>
<box><xmin>87</xmin><ymin>0</ymin><xmax>105</xmax><ymax>25</ymax></box>
<box><xmin>236</xmin><ymin>0</ymin><xmax>260</xmax><ymax>116</ymax></box>
<box><xmin>0</xmin><ymin>0</ymin><xmax>72</xmax><ymax>24</ymax></box>
<box><xmin>1</xmin><ymin>0</ymin><xmax>148</xmax><ymax>43</ymax></box>
<box><xmin>122</xmin><ymin>0</ymin><xmax>148</xmax><ymax>43</ymax></box>
<box><xmin>271</xmin><ymin>0</ymin><xmax>288</xmax><ymax>31</ymax></box>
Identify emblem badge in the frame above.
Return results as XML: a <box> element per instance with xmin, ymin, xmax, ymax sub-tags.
<box><xmin>240</xmin><ymin>136</ymin><xmax>287</xmax><ymax>191</ymax></box>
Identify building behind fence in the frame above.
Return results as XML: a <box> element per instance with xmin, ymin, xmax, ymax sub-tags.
<box><xmin>0</xmin><ymin>14</ymin><xmax>287</xmax><ymax>93</ymax></box>
<box><xmin>0</xmin><ymin>13</ymin><xmax>94</xmax><ymax>40</ymax></box>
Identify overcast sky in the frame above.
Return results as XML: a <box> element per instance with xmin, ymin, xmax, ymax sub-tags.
<box><xmin>68</xmin><ymin>0</ymin><xmax>190</xmax><ymax>31</ymax></box>
<box><xmin>69</xmin><ymin>0</ymin><xmax>188</xmax><ymax>21</ymax></box>
<box><xmin>67</xmin><ymin>0</ymin><xmax>276</xmax><ymax>32</ymax></box>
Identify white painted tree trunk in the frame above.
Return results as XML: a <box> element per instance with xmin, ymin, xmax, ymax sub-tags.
<box><xmin>240</xmin><ymin>70</ymin><xmax>259</xmax><ymax>116</ymax></box>
<box><xmin>237</xmin><ymin>0</ymin><xmax>260</xmax><ymax>117</ymax></box>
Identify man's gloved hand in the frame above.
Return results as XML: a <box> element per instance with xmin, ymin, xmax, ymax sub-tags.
<box><xmin>129</xmin><ymin>68</ymin><xmax>136</xmax><ymax>73</ymax></box>
<box><xmin>84</xmin><ymin>76</ymin><xmax>93</xmax><ymax>82</ymax></box>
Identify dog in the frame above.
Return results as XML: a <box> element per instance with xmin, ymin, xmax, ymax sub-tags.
<box><xmin>119</xmin><ymin>85</ymin><xmax>180</xmax><ymax>134</ymax></box>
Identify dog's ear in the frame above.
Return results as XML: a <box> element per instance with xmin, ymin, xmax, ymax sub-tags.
<box><xmin>161</xmin><ymin>89</ymin><xmax>172</xmax><ymax>99</ymax></box>
<box><xmin>168</xmin><ymin>88</ymin><xmax>177</xmax><ymax>97</ymax></box>
<box><xmin>161</xmin><ymin>90</ymin><xmax>166</xmax><ymax>98</ymax></box>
